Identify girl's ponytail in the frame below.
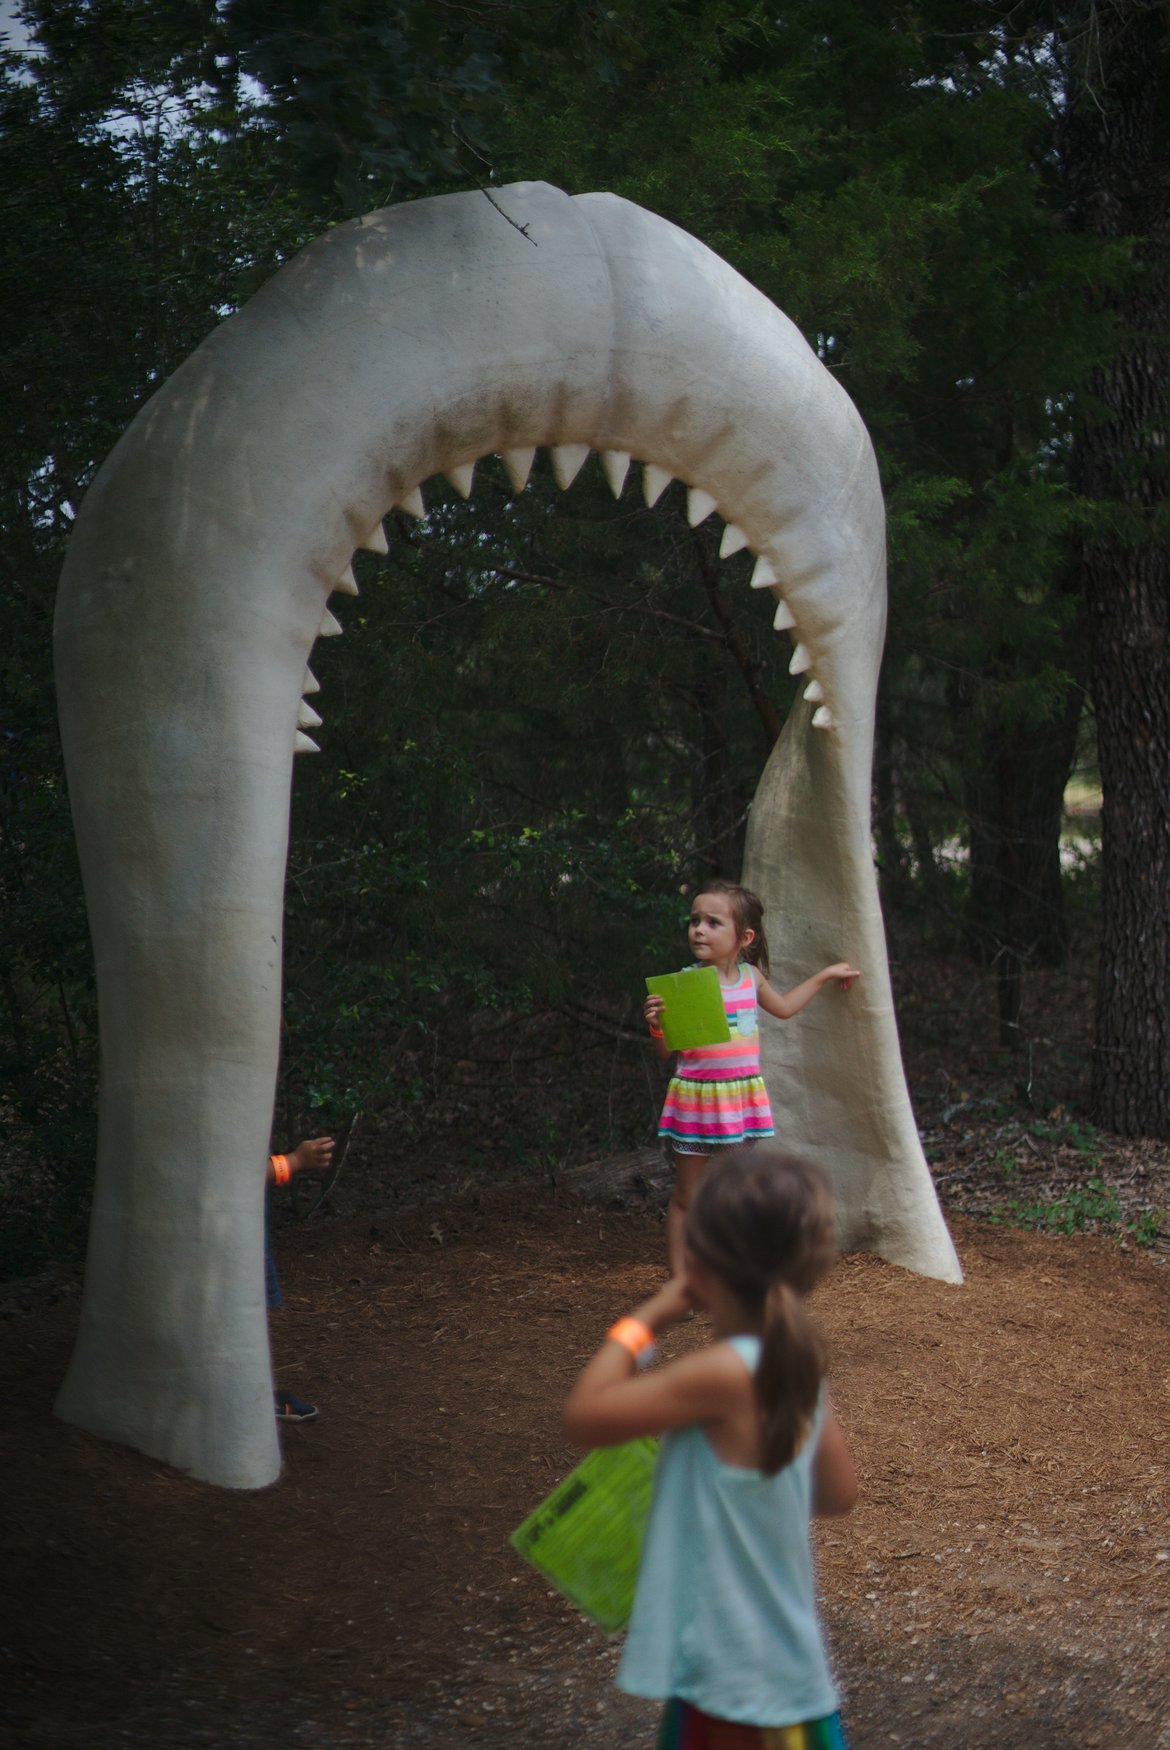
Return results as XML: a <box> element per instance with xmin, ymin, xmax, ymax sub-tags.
<box><xmin>688</xmin><ymin>1145</ymin><xmax>836</xmax><ymax>1475</ymax></box>
<box><xmin>757</xmin><ymin>1279</ymin><xmax>827</xmax><ymax>1475</ymax></box>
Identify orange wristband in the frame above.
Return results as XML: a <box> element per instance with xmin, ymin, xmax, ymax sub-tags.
<box><xmin>607</xmin><ymin>1317</ymin><xmax>655</xmax><ymax>1358</ymax></box>
<box><xmin>271</xmin><ymin>1154</ymin><xmax>291</xmax><ymax>1186</ymax></box>
<box><xmin>647</xmin><ymin>1022</ymin><xmax>665</xmax><ymax>1040</ymax></box>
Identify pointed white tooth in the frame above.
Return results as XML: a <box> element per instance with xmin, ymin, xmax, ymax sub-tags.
<box><xmin>394</xmin><ymin>486</ymin><xmax>426</xmax><ymax>519</ymax></box>
<box><xmin>335</xmin><ymin>564</ymin><xmax>359</xmax><ymax>597</ymax></box>
<box><xmin>601</xmin><ymin>449</ymin><xmax>630</xmax><ymax>498</ymax></box>
<box><xmin>804</xmin><ymin>679</ymin><xmax>824</xmax><ymax>704</ymax></box>
<box><xmin>789</xmin><ymin>642</ymin><xmax>812</xmax><ymax>675</ymax></box>
<box><xmin>500</xmin><ymin>446</ymin><xmax>535</xmax><ymax>492</ymax></box>
<box><xmin>720</xmin><ymin>523</ymin><xmax>749</xmax><ymax>557</ymax></box>
<box><xmin>360</xmin><ymin>522</ymin><xmax>388</xmax><ymax>556</ymax></box>
<box><xmin>295</xmin><ymin>731</ymin><xmax>320</xmax><ymax>754</ymax></box>
<box><xmin>319</xmin><ymin>607</ymin><xmax>343</xmax><ymax>638</ymax></box>
<box><xmin>551</xmin><ymin>443</ymin><xmax>591</xmax><ymax>489</ymax></box>
<box><xmin>643</xmin><ymin>463</ymin><xmax>673</xmax><ymax>507</ymax></box>
<box><xmin>687</xmin><ymin>488</ymin><xmax>718</xmax><ymax>527</ymax></box>
<box><xmin>773</xmin><ymin>599</ymin><xmax>796</xmax><ymax>631</ymax></box>
<box><xmin>298</xmin><ymin>701</ymin><xmax>322</xmax><ymax>729</ymax></box>
<box><xmin>445</xmin><ymin>461</ymin><xmax>475</xmax><ymax>499</ymax></box>
<box><xmin>812</xmin><ymin>706</ymin><xmax>834</xmax><ymax>730</ymax></box>
<box><xmin>750</xmin><ymin>556</ymin><xmax>779</xmax><ymax>590</ymax></box>
<box><xmin>302</xmin><ymin>666</ymin><xmax>320</xmax><ymax>696</ymax></box>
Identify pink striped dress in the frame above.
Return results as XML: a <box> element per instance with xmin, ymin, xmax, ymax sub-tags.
<box><xmin>657</xmin><ymin>963</ymin><xmax>775</xmax><ymax>1154</ymax></box>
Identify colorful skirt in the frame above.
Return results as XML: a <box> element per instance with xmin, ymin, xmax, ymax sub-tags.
<box><xmin>657</xmin><ymin>1698</ymin><xmax>848</xmax><ymax>1750</ymax></box>
<box><xmin>658</xmin><ymin>1073</ymin><xmax>774</xmax><ymax>1154</ymax></box>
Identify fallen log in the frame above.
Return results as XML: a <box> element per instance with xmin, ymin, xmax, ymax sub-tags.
<box><xmin>556</xmin><ymin>1146</ymin><xmax>670</xmax><ymax>1208</ymax></box>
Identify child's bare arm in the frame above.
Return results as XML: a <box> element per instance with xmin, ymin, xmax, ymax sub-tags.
<box><xmin>757</xmin><ymin>963</ymin><xmax>860</xmax><ymax>1021</ymax></box>
<box><xmin>563</xmin><ymin>1278</ymin><xmax>737</xmax><ymax>1448</ymax></box>
<box><xmin>811</xmin><ymin>1401</ymin><xmax>857</xmax><ymax>1517</ymax></box>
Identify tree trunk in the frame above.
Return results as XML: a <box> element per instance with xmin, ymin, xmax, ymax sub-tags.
<box><xmin>964</xmin><ymin>688</ymin><xmax>1083</xmax><ymax>979</ymax></box>
<box><xmin>873</xmin><ymin>677</ymin><xmax>911</xmax><ymax>910</ymax></box>
<box><xmin>691</xmin><ymin>660</ymin><xmax>742</xmax><ymax>878</ymax></box>
<box><xmin>1017</xmin><ymin>691</ymin><xmax>1082</xmax><ymax>966</ymax></box>
<box><xmin>1062</xmin><ymin>1</ymin><xmax>1170</xmax><ymax>1133</ymax></box>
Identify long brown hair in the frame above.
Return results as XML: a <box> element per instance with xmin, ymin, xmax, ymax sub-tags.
<box><xmin>692</xmin><ymin>879</ymin><xmax>771</xmax><ymax>975</ymax></box>
<box><xmin>687</xmin><ymin>1145</ymin><xmax>836</xmax><ymax>1474</ymax></box>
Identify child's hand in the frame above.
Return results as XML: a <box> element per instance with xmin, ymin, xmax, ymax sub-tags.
<box><xmin>825</xmin><ymin>963</ymin><xmax>860</xmax><ymax>991</ymax></box>
<box><xmin>643</xmin><ymin>994</ymin><xmax>669</xmax><ymax>1050</ymax></box>
<box><xmin>636</xmin><ymin>1275</ymin><xmax>695</xmax><ymax>1334</ymax></box>
<box><xmin>290</xmin><ymin>1136</ymin><xmax>335</xmax><ymax>1175</ymax></box>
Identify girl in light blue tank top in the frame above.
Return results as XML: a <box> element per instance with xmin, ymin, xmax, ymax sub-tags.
<box><xmin>563</xmin><ymin>1146</ymin><xmax>856</xmax><ymax>1749</ymax></box>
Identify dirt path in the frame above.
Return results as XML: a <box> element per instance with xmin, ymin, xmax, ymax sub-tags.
<box><xmin>3</xmin><ymin>1197</ymin><xmax>1170</xmax><ymax>1748</ymax></box>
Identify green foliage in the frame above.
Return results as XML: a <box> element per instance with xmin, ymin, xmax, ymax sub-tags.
<box><xmin>273</xmin><ymin>462</ymin><xmax>789</xmax><ymax>1135</ymax></box>
<box><xmin>3</xmin><ymin>0</ymin><xmax>1159</xmax><ymax>1266</ymax></box>
<box><xmin>223</xmin><ymin>0</ymin><xmax>505</xmax><ymax>212</ymax></box>
<box><xmin>491</xmin><ymin>2</ymin><xmax>1123</xmax><ymax>964</ymax></box>
<box><xmin>991</xmin><ymin>1174</ymin><xmax>1161</xmax><ymax>1247</ymax></box>
<box><xmin>1128</xmin><ymin>1209</ymin><xmax>1164</xmax><ymax>1249</ymax></box>
<box><xmin>0</xmin><ymin>713</ymin><xmax>98</xmax><ymax>1273</ymax></box>
<box><xmin>0</xmin><ymin>4</ymin><xmax>314</xmax><ymax>1267</ymax></box>
<box><xmin>991</xmin><ymin>1116</ymin><xmax>1162</xmax><ymax>1246</ymax></box>
<box><xmin>993</xmin><ymin>1176</ymin><xmax>1120</xmax><ymax>1234</ymax></box>
<box><xmin>496</xmin><ymin>3</ymin><xmax>805</xmax><ymax>282</ymax></box>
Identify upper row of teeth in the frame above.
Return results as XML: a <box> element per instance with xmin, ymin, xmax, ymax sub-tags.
<box><xmin>294</xmin><ymin>446</ymin><xmax>832</xmax><ymax>754</ymax></box>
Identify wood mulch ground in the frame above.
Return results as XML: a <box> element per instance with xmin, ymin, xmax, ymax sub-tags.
<box><xmin>3</xmin><ymin>932</ymin><xmax>1170</xmax><ymax>1748</ymax></box>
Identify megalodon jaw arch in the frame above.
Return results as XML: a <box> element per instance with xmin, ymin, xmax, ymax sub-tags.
<box><xmin>53</xmin><ymin>180</ymin><xmax>960</xmax><ymax>1490</ymax></box>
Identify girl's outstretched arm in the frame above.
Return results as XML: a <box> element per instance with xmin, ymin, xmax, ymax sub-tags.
<box><xmin>563</xmin><ymin>1278</ymin><xmax>745</xmax><ymax>1449</ymax></box>
<box><xmin>757</xmin><ymin>963</ymin><xmax>860</xmax><ymax>1022</ymax></box>
<box><xmin>811</xmin><ymin>1399</ymin><xmax>857</xmax><ymax>1517</ymax></box>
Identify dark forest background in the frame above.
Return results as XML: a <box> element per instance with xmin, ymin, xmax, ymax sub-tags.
<box><xmin>2</xmin><ymin>1</ymin><xmax>1167</xmax><ymax>1274</ymax></box>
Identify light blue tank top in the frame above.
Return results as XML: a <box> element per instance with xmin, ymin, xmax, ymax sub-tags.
<box><xmin>616</xmin><ymin>1335</ymin><xmax>839</xmax><ymax>1727</ymax></box>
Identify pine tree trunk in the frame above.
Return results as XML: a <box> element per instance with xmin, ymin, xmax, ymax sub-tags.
<box><xmin>873</xmin><ymin>682</ymin><xmax>910</xmax><ymax>910</ymax></box>
<box><xmin>689</xmin><ymin>660</ymin><xmax>742</xmax><ymax>879</ymax></box>
<box><xmin>1062</xmin><ymin>1</ymin><xmax>1170</xmax><ymax>1133</ymax></box>
<box><xmin>1017</xmin><ymin>693</ymin><xmax>1082</xmax><ymax>966</ymax></box>
<box><xmin>964</xmin><ymin>691</ymin><xmax>1081</xmax><ymax>977</ymax></box>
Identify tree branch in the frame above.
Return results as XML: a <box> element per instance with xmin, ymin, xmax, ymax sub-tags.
<box><xmin>690</xmin><ymin>534</ymin><xmax>784</xmax><ymax>744</ymax></box>
<box><xmin>486</xmin><ymin>565</ymin><xmax>724</xmax><ymax>641</ymax></box>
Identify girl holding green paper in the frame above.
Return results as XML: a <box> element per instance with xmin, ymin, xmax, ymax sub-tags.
<box><xmin>644</xmin><ymin>880</ymin><xmax>858</xmax><ymax>1275</ymax></box>
<box><xmin>563</xmin><ymin>1145</ymin><xmax>856</xmax><ymax>1750</ymax></box>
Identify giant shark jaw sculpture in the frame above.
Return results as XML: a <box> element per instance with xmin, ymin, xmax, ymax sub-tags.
<box><xmin>53</xmin><ymin>181</ymin><xmax>960</xmax><ymax>1489</ymax></box>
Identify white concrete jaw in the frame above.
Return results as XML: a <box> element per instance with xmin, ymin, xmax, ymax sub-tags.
<box><xmin>53</xmin><ymin>181</ymin><xmax>960</xmax><ymax>1489</ymax></box>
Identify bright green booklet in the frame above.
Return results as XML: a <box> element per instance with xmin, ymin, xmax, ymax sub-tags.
<box><xmin>509</xmin><ymin>1438</ymin><xmax>659</xmax><ymax>1633</ymax></box>
<box><xmin>645</xmin><ymin>964</ymin><xmax>731</xmax><ymax>1051</ymax></box>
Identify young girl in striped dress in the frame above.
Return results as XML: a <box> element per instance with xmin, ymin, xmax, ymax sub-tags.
<box><xmin>644</xmin><ymin>881</ymin><xmax>858</xmax><ymax>1274</ymax></box>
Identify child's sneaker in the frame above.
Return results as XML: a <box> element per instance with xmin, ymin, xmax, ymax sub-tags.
<box><xmin>273</xmin><ymin>1388</ymin><xmax>318</xmax><ymax>1422</ymax></box>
